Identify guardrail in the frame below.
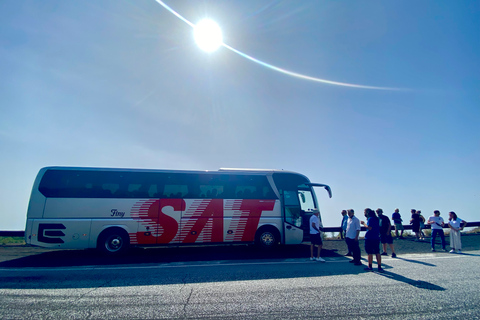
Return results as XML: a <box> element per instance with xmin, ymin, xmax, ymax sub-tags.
<box><xmin>322</xmin><ymin>221</ymin><xmax>480</xmax><ymax>233</ymax></box>
<box><xmin>1</xmin><ymin>222</ymin><xmax>478</xmax><ymax>237</ymax></box>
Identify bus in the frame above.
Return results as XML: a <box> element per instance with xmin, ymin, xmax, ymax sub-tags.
<box><xmin>25</xmin><ymin>167</ymin><xmax>332</xmax><ymax>254</ymax></box>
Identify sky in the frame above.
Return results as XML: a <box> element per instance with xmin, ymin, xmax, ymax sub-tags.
<box><xmin>1</xmin><ymin>0</ymin><xmax>479</xmax><ymax>230</ymax></box>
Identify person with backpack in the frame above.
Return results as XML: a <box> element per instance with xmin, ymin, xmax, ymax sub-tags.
<box><xmin>377</xmin><ymin>208</ymin><xmax>397</xmax><ymax>258</ymax></box>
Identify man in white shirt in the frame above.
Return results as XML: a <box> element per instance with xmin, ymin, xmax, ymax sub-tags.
<box><xmin>310</xmin><ymin>209</ymin><xmax>325</xmax><ymax>262</ymax></box>
<box><xmin>345</xmin><ymin>209</ymin><xmax>362</xmax><ymax>266</ymax></box>
<box><xmin>427</xmin><ymin>210</ymin><xmax>447</xmax><ymax>252</ymax></box>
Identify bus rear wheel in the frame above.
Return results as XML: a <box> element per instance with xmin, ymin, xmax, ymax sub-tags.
<box><xmin>255</xmin><ymin>227</ymin><xmax>279</xmax><ymax>249</ymax></box>
<box><xmin>98</xmin><ymin>228</ymin><xmax>130</xmax><ymax>255</ymax></box>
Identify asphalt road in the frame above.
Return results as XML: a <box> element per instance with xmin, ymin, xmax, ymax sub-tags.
<box><xmin>1</xmin><ymin>250</ymin><xmax>479</xmax><ymax>319</ymax></box>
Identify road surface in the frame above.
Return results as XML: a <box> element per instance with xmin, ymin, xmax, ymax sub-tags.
<box><xmin>1</xmin><ymin>250</ymin><xmax>479</xmax><ymax>319</ymax></box>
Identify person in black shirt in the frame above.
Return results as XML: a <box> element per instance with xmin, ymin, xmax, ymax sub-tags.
<box><xmin>410</xmin><ymin>209</ymin><xmax>421</xmax><ymax>241</ymax></box>
<box><xmin>377</xmin><ymin>208</ymin><xmax>396</xmax><ymax>258</ymax></box>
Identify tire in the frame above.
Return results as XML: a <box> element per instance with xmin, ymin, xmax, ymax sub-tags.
<box><xmin>255</xmin><ymin>226</ymin><xmax>280</xmax><ymax>249</ymax></box>
<box><xmin>97</xmin><ymin>228</ymin><xmax>130</xmax><ymax>255</ymax></box>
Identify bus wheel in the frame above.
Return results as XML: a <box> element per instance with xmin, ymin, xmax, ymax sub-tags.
<box><xmin>255</xmin><ymin>227</ymin><xmax>279</xmax><ymax>249</ymax></box>
<box><xmin>98</xmin><ymin>228</ymin><xmax>129</xmax><ymax>255</ymax></box>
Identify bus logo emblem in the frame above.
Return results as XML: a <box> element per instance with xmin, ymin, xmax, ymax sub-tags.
<box><xmin>38</xmin><ymin>223</ymin><xmax>66</xmax><ymax>244</ymax></box>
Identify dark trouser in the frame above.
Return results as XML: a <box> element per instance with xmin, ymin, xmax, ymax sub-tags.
<box><xmin>346</xmin><ymin>237</ymin><xmax>361</xmax><ymax>262</ymax></box>
<box><xmin>431</xmin><ymin>229</ymin><xmax>446</xmax><ymax>249</ymax></box>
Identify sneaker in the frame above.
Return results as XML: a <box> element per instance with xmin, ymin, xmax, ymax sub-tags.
<box><xmin>431</xmin><ymin>248</ymin><xmax>436</xmax><ymax>252</ymax></box>
<box><xmin>354</xmin><ymin>262</ymin><xmax>363</xmax><ymax>266</ymax></box>
<box><xmin>391</xmin><ymin>253</ymin><xmax>397</xmax><ymax>258</ymax></box>
<box><xmin>310</xmin><ymin>257</ymin><xmax>315</xmax><ymax>261</ymax></box>
<box><xmin>457</xmin><ymin>250</ymin><xmax>462</xmax><ymax>254</ymax></box>
<box><xmin>377</xmin><ymin>267</ymin><xmax>384</xmax><ymax>272</ymax></box>
<box><xmin>345</xmin><ymin>253</ymin><xmax>353</xmax><ymax>256</ymax></box>
<box><xmin>449</xmin><ymin>249</ymin><xmax>455</xmax><ymax>253</ymax></box>
<box><xmin>364</xmin><ymin>267</ymin><xmax>373</xmax><ymax>271</ymax></box>
<box><xmin>381</xmin><ymin>252</ymin><xmax>388</xmax><ymax>256</ymax></box>
<box><xmin>316</xmin><ymin>257</ymin><xmax>326</xmax><ymax>262</ymax></box>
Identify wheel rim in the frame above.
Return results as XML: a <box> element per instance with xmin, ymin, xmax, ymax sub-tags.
<box><xmin>105</xmin><ymin>235</ymin><xmax>123</xmax><ymax>252</ymax></box>
<box><xmin>261</xmin><ymin>232</ymin><xmax>275</xmax><ymax>246</ymax></box>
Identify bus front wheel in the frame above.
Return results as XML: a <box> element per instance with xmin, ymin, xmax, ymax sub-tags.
<box><xmin>255</xmin><ymin>227</ymin><xmax>279</xmax><ymax>249</ymax></box>
<box><xmin>97</xmin><ymin>228</ymin><xmax>130</xmax><ymax>255</ymax></box>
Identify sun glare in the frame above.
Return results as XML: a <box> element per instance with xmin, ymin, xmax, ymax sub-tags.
<box><xmin>194</xmin><ymin>19</ymin><xmax>223</xmax><ymax>53</ymax></box>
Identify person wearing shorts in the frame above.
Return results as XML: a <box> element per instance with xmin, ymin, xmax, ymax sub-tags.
<box><xmin>361</xmin><ymin>208</ymin><xmax>383</xmax><ymax>272</ymax></box>
<box><xmin>377</xmin><ymin>208</ymin><xmax>396</xmax><ymax>258</ymax></box>
<box><xmin>392</xmin><ymin>208</ymin><xmax>404</xmax><ymax>238</ymax></box>
<box><xmin>309</xmin><ymin>209</ymin><xmax>325</xmax><ymax>262</ymax></box>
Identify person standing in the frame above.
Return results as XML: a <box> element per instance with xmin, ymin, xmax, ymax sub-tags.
<box><xmin>340</xmin><ymin>210</ymin><xmax>348</xmax><ymax>240</ymax></box>
<box><xmin>361</xmin><ymin>208</ymin><xmax>383</xmax><ymax>272</ymax></box>
<box><xmin>448</xmin><ymin>211</ymin><xmax>467</xmax><ymax>253</ymax></box>
<box><xmin>418</xmin><ymin>210</ymin><xmax>426</xmax><ymax>240</ymax></box>
<box><xmin>341</xmin><ymin>210</ymin><xmax>352</xmax><ymax>255</ymax></box>
<box><xmin>392</xmin><ymin>208</ymin><xmax>404</xmax><ymax>238</ymax></box>
<box><xmin>410</xmin><ymin>209</ymin><xmax>421</xmax><ymax>241</ymax></box>
<box><xmin>309</xmin><ymin>209</ymin><xmax>325</xmax><ymax>262</ymax></box>
<box><xmin>377</xmin><ymin>208</ymin><xmax>396</xmax><ymax>258</ymax></box>
<box><xmin>427</xmin><ymin>210</ymin><xmax>448</xmax><ymax>252</ymax></box>
<box><xmin>345</xmin><ymin>209</ymin><xmax>362</xmax><ymax>266</ymax></box>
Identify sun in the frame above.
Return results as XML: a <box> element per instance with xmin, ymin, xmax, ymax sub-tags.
<box><xmin>193</xmin><ymin>19</ymin><xmax>223</xmax><ymax>53</ymax></box>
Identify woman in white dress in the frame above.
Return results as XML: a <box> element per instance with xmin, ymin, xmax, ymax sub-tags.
<box><xmin>448</xmin><ymin>211</ymin><xmax>467</xmax><ymax>253</ymax></box>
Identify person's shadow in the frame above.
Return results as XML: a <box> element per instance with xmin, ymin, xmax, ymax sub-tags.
<box><xmin>394</xmin><ymin>257</ymin><xmax>436</xmax><ymax>267</ymax></box>
<box><xmin>375</xmin><ymin>269</ymin><xmax>445</xmax><ymax>291</ymax></box>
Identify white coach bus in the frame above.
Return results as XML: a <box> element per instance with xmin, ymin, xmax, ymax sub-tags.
<box><xmin>25</xmin><ymin>167</ymin><xmax>331</xmax><ymax>254</ymax></box>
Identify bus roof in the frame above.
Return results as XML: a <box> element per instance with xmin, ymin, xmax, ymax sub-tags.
<box><xmin>39</xmin><ymin>166</ymin><xmax>308</xmax><ymax>178</ymax></box>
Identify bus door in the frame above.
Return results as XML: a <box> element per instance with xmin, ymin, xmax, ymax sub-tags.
<box><xmin>282</xmin><ymin>190</ymin><xmax>304</xmax><ymax>244</ymax></box>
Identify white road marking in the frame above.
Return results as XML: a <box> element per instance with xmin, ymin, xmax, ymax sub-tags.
<box><xmin>0</xmin><ymin>251</ymin><xmax>477</xmax><ymax>273</ymax></box>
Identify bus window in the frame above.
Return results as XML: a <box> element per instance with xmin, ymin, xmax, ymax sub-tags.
<box><xmin>283</xmin><ymin>190</ymin><xmax>302</xmax><ymax>227</ymax></box>
<box><xmin>298</xmin><ymin>190</ymin><xmax>317</xmax><ymax>215</ymax></box>
<box><xmin>163</xmin><ymin>184</ymin><xmax>188</xmax><ymax>198</ymax></box>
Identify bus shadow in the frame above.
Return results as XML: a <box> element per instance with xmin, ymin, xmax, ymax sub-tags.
<box><xmin>0</xmin><ymin>246</ymin><xmax>366</xmax><ymax>289</ymax></box>
<box><xmin>0</xmin><ymin>244</ymin><xmax>343</xmax><ymax>269</ymax></box>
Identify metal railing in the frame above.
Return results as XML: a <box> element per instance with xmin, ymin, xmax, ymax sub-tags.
<box><xmin>1</xmin><ymin>222</ymin><xmax>478</xmax><ymax>237</ymax></box>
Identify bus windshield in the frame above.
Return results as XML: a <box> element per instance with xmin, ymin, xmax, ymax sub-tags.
<box><xmin>298</xmin><ymin>189</ymin><xmax>316</xmax><ymax>213</ymax></box>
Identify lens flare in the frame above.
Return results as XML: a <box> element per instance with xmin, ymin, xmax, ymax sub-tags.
<box><xmin>154</xmin><ymin>0</ymin><xmax>402</xmax><ymax>90</ymax></box>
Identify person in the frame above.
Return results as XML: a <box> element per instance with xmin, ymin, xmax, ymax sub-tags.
<box><xmin>392</xmin><ymin>208</ymin><xmax>404</xmax><ymax>238</ymax></box>
<box><xmin>410</xmin><ymin>209</ymin><xmax>421</xmax><ymax>241</ymax></box>
<box><xmin>377</xmin><ymin>208</ymin><xmax>397</xmax><ymax>258</ymax></box>
<box><xmin>341</xmin><ymin>209</ymin><xmax>352</xmax><ymax>255</ymax></box>
<box><xmin>345</xmin><ymin>209</ymin><xmax>362</xmax><ymax>266</ymax></box>
<box><xmin>427</xmin><ymin>210</ymin><xmax>448</xmax><ymax>252</ymax></box>
<box><xmin>340</xmin><ymin>210</ymin><xmax>348</xmax><ymax>241</ymax></box>
<box><xmin>448</xmin><ymin>211</ymin><xmax>467</xmax><ymax>253</ymax></box>
<box><xmin>361</xmin><ymin>208</ymin><xmax>383</xmax><ymax>272</ymax></box>
<box><xmin>309</xmin><ymin>209</ymin><xmax>325</xmax><ymax>262</ymax></box>
<box><xmin>418</xmin><ymin>210</ymin><xmax>426</xmax><ymax>240</ymax></box>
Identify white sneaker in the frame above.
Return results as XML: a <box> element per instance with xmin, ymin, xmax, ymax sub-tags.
<box><xmin>316</xmin><ymin>257</ymin><xmax>326</xmax><ymax>262</ymax></box>
<box><xmin>457</xmin><ymin>250</ymin><xmax>462</xmax><ymax>254</ymax></box>
<box><xmin>449</xmin><ymin>249</ymin><xmax>455</xmax><ymax>253</ymax></box>
<box><xmin>310</xmin><ymin>257</ymin><xmax>315</xmax><ymax>261</ymax></box>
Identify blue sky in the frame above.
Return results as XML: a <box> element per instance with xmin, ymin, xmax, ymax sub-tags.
<box><xmin>1</xmin><ymin>0</ymin><xmax>479</xmax><ymax>230</ymax></box>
